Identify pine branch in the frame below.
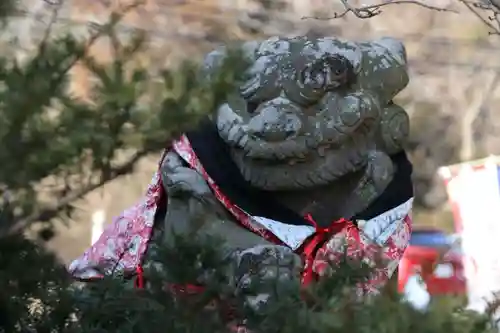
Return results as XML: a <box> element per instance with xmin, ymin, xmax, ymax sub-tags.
<box><xmin>0</xmin><ymin>0</ymin><xmax>17</xmax><ymax>20</ymax></box>
<box><xmin>2</xmin><ymin>149</ymin><xmax>151</xmax><ymax>236</ymax></box>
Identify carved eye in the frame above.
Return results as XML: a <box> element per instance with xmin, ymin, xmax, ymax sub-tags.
<box><xmin>298</xmin><ymin>54</ymin><xmax>354</xmax><ymax>93</ymax></box>
<box><xmin>286</xmin><ymin>55</ymin><xmax>354</xmax><ymax>106</ymax></box>
<box><xmin>299</xmin><ymin>64</ymin><xmax>327</xmax><ymax>90</ymax></box>
<box><xmin>323</xmin><ymin>55</ymin><xmax>354</xmax><ymax>89</ymax></box>
<box><xmin>332</xmin><ymin>66</ymin><xmax>344</xmax><ymax>76</ymax></box>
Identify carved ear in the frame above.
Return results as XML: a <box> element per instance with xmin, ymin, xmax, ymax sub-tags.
<box><xmin>374</xmin><ymin>37</ymin><xmax>407</xmax><ymax>66</ymax></box>
<box><xmin>201</xmin><ymin>41</ymin><xmax>260</xmax><ymax>78</ymax></box>
<box><xmin>376</xmin><ymin>103</ymin><xmax>410</xmax><ymax>155</ymax></box>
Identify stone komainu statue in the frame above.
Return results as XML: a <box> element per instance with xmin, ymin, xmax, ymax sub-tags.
<box><xmin>69</xmin><ymin>35</ymin><xmax>413</xmax><ymax>302</ymax></box>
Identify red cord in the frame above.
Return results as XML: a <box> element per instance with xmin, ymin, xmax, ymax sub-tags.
<box><xmin>135</xmin><ymin>265</ymin><xmax>145</xmax><ymax>289</ymax></box>
<box><xmin>168</xmin><ymin>283</ymin><xmax>205</xmax><ymax>295</ymax></box>
<box><xmin>301</xmin><ymin>214</ymin><xmax>350</xmax><ymax>286</ymax></box>
<box><xmin>304</xmin><ymin>213</ymin><xmax>329</xmax><ymax>234</ymax></box>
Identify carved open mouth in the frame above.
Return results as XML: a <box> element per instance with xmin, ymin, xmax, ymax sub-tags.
<box><xmin>229</xmin><ymin>133</ymin><xmax>371</xmax><ymax>190</ymax></box>
<box><xmin>219</xmin><ymin>111</ymin><xmax>375</xmax><ymax>165</ymax></box>
<box><xmin>238</xmin><ymin>141</ymin><xmax>339</xmax><ymax>167</ymax></box>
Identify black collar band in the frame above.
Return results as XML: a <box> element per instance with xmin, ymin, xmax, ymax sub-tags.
<box><xmin>185</xmin><ymin>119</ymin><xmax>413</xmax><ymax>228</ymax></box>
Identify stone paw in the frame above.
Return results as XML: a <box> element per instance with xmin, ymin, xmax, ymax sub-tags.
<box><xmin>231</xmin><ymin>245</ymin><xmax>302</xmax><ymax>310</ymax></box>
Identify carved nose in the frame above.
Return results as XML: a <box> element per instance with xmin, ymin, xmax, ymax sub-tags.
<box><xmin>247</xmin><ymin>99</ymin><xmax>303</xmax><ymax>142</ymax></box>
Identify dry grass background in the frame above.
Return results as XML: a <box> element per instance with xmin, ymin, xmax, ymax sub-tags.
<box><xmin>10</xmin><ymin>0</ymin><xmax>500</xmax><ymax>262</ymax></box>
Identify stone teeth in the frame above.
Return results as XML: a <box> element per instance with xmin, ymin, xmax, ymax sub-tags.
<box><xmin>238</xmin><ymin>134</ymin><xmax>249</xmax><ymax>147</ymax></box>
<box><xmin>295</xmin><ymin>152</ymin><xmax>306</xmax><ymax>159</ymax></box>
<box><xmin>317</xmin><ymin>144</ymin><xmax>331</xmax><ymax>157</ymax></box>
<box><xmin>317</xmin><ymin>146</ymin><xmax>326</xmax><ymax>157</ymax></box>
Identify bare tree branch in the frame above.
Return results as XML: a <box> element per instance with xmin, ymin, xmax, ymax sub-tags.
<box><xmin>42</xmin><ymin>0</ymin><xmax>63</xmax><ymax>5</ymax></box>
<box><xmin>300</xmin><ymin>0</ymin><xmax>500</xmax><ymax>37</ymax></box>
<box><xmin>459</xmin><ymin>71</ymin><xmax>499</xmax><ymax>161</ymax></box>
<box><xmin>456</xmin><ymin>0</ymin><xmax>500</xmax><ymax>34</ymax></box>
<box><xmin>457</xmin><ymin>0</ymin><xmax>499</xmax><ymax>33</ymax></box>
<box><xmin>303</xmin><ymin>0</ymin><xmax>457</xmax><ymax>20</ymax></box>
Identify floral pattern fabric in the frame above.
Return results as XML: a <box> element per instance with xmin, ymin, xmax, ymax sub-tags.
<box><xmin>68</xmin><ymin>151</ymin><xmax>167</xmax><ymax>279</ymax></box>
<box><xmin>313</xmin><ymin>215</ymin><xmax>412</xmax><ymax>295</ymax></box>
<box><xmin>69</xmin><ymin>134</ymin><xmax>412</xmax><ymax>295</ymax></box>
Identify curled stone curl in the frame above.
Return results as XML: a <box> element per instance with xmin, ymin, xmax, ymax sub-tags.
<box><xmin>376</xmin><ymin>103</ymin><xmax>410</xmax><ymax>155</ymax></box>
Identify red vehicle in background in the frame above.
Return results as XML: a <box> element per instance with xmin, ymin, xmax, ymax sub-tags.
<box><xmin>398</xmin><ymin>228</ymin><xmax>466</xmax><ymax>296</ymax></box>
